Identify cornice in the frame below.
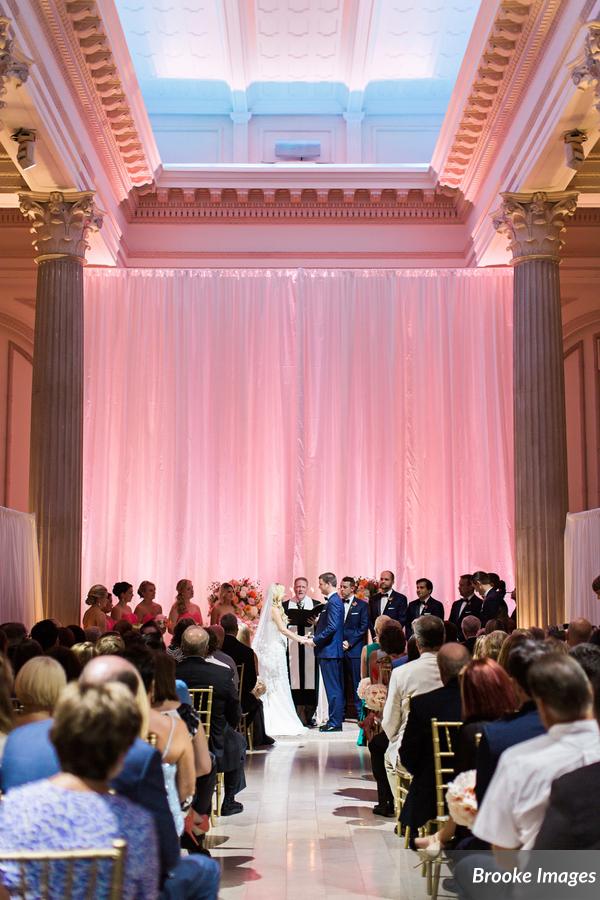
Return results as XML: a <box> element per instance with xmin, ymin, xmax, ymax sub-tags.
<box><xmin>440</xmin><ymin>1</ymin><xmax>562</xmax><ymax>196</ymax></box>
<box><xmin>32</xmin><ymin>1</ymin><xmax>153</xmax><ymax>196</ymax></box>
<box><xmin>126</xmin><ymin>185</ymin><xmax>468</xmax><ymax>224</ymax></box>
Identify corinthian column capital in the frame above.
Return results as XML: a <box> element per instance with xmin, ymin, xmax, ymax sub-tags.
<box><xmin>492</xmin><ymin>190</ymin><xmax>578</xmax><ymax>265</ymax></box>
<box><xmin>0</xmin><ymin>16</ymin><xmax>29</xmax><ymax>108</ymax></box>
<box><xmin>572</xmin><ymin>22</ymin><xmax>600</xmax><ymax>111</ymax></box>
<box><xmin>19</xmin><ymin>191</ymin><xmax>103</xmax><ymax>264</ymax></box>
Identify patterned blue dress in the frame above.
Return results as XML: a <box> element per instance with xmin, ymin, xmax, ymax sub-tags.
<box><xmin>0</xmin><ymin>780</ymin><xmax>159</xmax><ymax>899</ymax></box>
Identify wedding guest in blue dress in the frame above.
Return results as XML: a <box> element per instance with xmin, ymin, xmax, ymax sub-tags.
<box><xmin>0</xmin><ymin>681</ymin><xmax>159</xmax><ymax>900</ymax></box>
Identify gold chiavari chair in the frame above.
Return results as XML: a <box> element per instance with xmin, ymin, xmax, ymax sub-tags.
<box><xmin>235</xmin><ymin>664</ymin><xmax>254</xmax><ymax>753</ymax></box>
<box><xmin>146</xmin><ymin>732</ymin><xmax>158</xmax><ymax>748</ymax></box>
<box><xmin>393</xmin><ymin>770</ymin><xmax>413</xmax><ymax>847</ymax></box>
<box><xmin>425</xmin><ymin>718</ymin><xmax>463</xmax><ymax>900</ymax></box>
<box><xmin>188</xmin><ymin>687</ymin><xmax>223</xmax><ymax>818</ymax></box>
<box><xmin>0</xmin><ymin>839</ymin><xmax>126</xmax><ymax>900</ymax></box>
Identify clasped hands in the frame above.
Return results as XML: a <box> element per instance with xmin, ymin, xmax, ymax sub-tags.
<box><xmin>299</xmin><ymin>636</ymin><xmax>315</xmax><ymax>646</ymax></box>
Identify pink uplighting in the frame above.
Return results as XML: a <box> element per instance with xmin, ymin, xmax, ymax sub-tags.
<box><xmin>82</xmin><ymin>267</ymin><xmax>514</xmax><ymax>618</ymax></box>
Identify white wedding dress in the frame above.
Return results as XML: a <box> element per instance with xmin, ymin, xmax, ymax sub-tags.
<box><xmin>252</xmin><ymin>585</ymin><xmax>307</xmax><ymax>736</ymax></box>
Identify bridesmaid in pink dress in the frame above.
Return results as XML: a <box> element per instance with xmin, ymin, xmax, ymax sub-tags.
<box><xmin>167</xmin><ymin>579</ymin><xmax>203</xmax><ymax>634</ymax></box>
<box><xmin>110</xmin><ymin>582</ymin><xmax>137</xmax><ymax>625</ymax></box>
<box><xmin>134</xmin><ymin>580</ymin><xmax>163</xmax><ymax>624</ymax></box>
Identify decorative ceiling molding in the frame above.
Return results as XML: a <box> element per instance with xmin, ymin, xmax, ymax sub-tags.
<box><xmin>126</xmin><ymin>184</ymin><xmax>467</xmax><ymax>223</ymax></box>
<box><xmin>439</xmin><ymin>0</ymin><xmax>561</xmax><ymax>194</ymax></box>
<box><xmin>0</xmin><ymin>208</ymin><xmax>27</xmax><ymax>225</ymax></box>
<box><xmin>0</xmin><ymin>139</ymin><xmax>26</xmax><ymax>192</ymax></box>
<box><xmin>0</xmin><ymin>311</ymin><xmax>34</xmax><ymax>343</ymax></box>
<box><xmin>0</xmin><ymin>14</ymin><xmax>29</xmax><ymax>108</ymax></box>
<box><xmin>31</xmin><ymin>0</ymin><xmax>153</xmax><ymax>196</ymax></box>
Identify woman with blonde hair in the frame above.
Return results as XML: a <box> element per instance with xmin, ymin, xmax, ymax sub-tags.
<box><xmin>134</xmin><ymin>580</ymin><xmax>163</xmax><ymax>623</ymax></box>
<box><xmin>210</xmin><ymin>583</ymin><xmax>237</xmax><ymax>625</ymax></box>
<box><xmin>70</xmin><ymin>641</ymin><xmax>96</xmax><ymax>667</ymax></box>
<box><xmin>473</xmin><ymin>629</ymin><xmax>507</xmax><ymax>662</ymax></box>
<box><xmin>14</xmin><ymin>656</ymin><xmax>66</xmax><ymax>727</ymax></box>
<box><xmin>82</xmin><ymin>584</ymin><xmax>111</xmax><ymax>631</ymax></box>
<box><xmin>167</xmin><ymin>579</ymin><xmax>203</xmax><ymax>633</ymax></box>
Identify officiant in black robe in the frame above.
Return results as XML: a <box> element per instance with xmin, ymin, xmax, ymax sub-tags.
<box><xmin>283</xmin><ymin>577</ymin><xmax>321</xmax><ymax>725</ymax></box>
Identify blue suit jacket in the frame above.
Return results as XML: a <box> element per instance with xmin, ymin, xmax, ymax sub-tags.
<box><xmin>343</xmin><ymin>598</ymin><xmax>369</xmax><ymax>658</ymax></box>
<box><xmin>313</xmin><ymin>592</ymin><xmax>344</xmax><ymax>658</ymax></box>
<box><xmin>475</xmin><ymin>703</ymin><xmax>545</xmax><ymax>803</ymax></box>
<box><xmin>1</xmin><ymin>719</ymin><xmax>179</xmax><ymax>884</ymax></box>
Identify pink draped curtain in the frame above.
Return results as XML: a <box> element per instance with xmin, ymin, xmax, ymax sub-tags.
<box><xmin>83</xmin><ymin>267</ymin><xmax>514</xmax><ymax>617</ymax></box>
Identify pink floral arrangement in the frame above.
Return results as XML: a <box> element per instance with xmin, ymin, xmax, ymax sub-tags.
<box><xmin>363</xmin><ymin>683</ymin><xmax>388</xmax><ymax>712</ymax></box>
<box><xmin>207</xmin><ymin>578</ymin><xmax>264</xmax><ymax>626</ymax></box>
<box><xmin>355</xmin><ymin>577</ymin><xmax>380</xmax><ymax>600</ymax></box>
<box><xmin>357</xmin><ymin>677</ymin><xmax>372</xmax><ymax>701</ymax></box>
<box><xmin>446</xmin><ymin>770</ymin><xmax>478</xmax><ymax>828</ymax></box>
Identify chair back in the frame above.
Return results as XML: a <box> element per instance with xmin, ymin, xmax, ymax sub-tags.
<box><xmin>188</xmin><ymin>687</ymin><xmax>214</xmax><ymax>739</ymax></box>
<box><xmin>0</xmin><ymin>839</ymin><xmax>126</xmax><ymax>899</ymax></box>
<box><xmin>146</xmin><ymin>731</ymin><xmax>158</xmax><ymax>748</ymax></box>
<box><xmin>236</xmin><ymin>664</ymin><xmax>244</xmax><ymax>703</ymax></box>
<box><xmin>430</xmin><ymin>718</ymin><xmax>462</xmax><ymax>820</ymax></box>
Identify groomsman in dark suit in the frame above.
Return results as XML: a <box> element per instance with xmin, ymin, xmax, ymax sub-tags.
<box><xmin>405</xmin><ymin>579</ymin><xmax>444</xmax><ymax>638</ymax></box>
<box><xmin>368</xmin><ymin>570</ymin><xmax>408</xmax><ymax>633</ymax></box>
<box><xmin>340</xmin><ymin>576</ymin><xmax>369</xmax><ymax>718</ymax></box>
<box><xmin>472</xmin><ymin>571</ymin><xmax>507</xmax><ymax>626</ymax></box>
<box><xmin>448</xmin><ymin>574</ymin><xmax>482</xmax><ymax>639</ymax></box>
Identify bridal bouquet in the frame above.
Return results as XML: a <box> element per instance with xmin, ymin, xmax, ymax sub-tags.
<box><xmin>355</xmin><ymin>577</ymin><xmax>380</xmax><ymax>600</ymax></box>
<box><xmin>446</xmin><ymin>769</ymin><xmax>478</xmax><ymax>828</ymax></box>
<box><xmin>207</xmin><ymin>578</ymin><xmax>264</xmax><ymax>626</ymax></box>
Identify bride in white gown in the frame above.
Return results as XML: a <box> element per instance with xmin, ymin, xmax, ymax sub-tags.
<box><xmin>252</xmin><ymin>583</ymin><xmax>308</xmax><ymax>736</ymax></box>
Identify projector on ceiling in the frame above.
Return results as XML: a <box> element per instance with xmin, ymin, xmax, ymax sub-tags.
<box><xmin>274</xmin><ymin>140</ymin><xmax>321</xmax><ymax>161</ymax></box>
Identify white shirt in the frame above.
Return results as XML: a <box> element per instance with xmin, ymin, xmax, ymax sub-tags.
<box><xmin>343</xmin><ymin>595</ymin><xmax>354</xmax><ymax>621</ymax></box>
<box><xmin>382</xmin><ymin>651</ymin><xmax>442</xmax><ymax>768</ymax></box>
<box><xmin>474</xmin><ymin>719</ymin><xmax>600</xmax><ymax>850</ymax></box>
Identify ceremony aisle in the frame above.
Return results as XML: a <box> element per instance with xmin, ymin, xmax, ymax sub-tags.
<box><xmin>207</xmin><ymin>725</ymin><xmax>426</xmax><ymax>899</ymax></box>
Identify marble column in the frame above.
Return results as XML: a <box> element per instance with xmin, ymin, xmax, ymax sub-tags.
<box><xmin>19</xmin><ymin>191</ymin><xmax>102</xmax><ymax>624</ymax></box>
<box><xmin>493</xmin><ymin>191</ymin><xmax>577</xmax><ymax>627</ymax></box>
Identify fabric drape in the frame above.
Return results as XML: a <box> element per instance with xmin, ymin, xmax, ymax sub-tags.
<box><xmin>83</xmin><ymin>267</ymin><xmax>514</xmax><ymax>619</ymax></box>
<box><xmin>565</xmin><ymin>508</ymin><xmax>600</xmax><ymax>624</ymax></box>
<box><xmin>0</xmin><ymin>505</ymin><xmax>43</xmax><ymax>627</ymax></box>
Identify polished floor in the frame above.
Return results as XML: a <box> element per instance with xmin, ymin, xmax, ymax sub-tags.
<box><xmin>207</xmin><ymin>724</ymin><xmax>429</xmax><ymax>899</ymax></box>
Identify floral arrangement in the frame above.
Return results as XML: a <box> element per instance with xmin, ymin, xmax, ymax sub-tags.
<box><xmin>446</xmin><ymin>770</ymin><xmax>478</xmax><ymax>828</ymax></box>
<box><xmin>355</xmin><ymin>577</ymin><xmax>380</xmax><ymax>600</ymax></box>
<box><xmin>363</xmin><ymin>683</ymin><xmax>388</xmax><ymax>712</ymax></box>
<box><xmin>207</xmin><ymin>578</ymin><xmax>263</xmax><ymax>626</ymax></box>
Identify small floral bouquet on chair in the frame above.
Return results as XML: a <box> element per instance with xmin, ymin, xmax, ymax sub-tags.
<box><xmin>358</xmin><ymin>683</ymin><xmax>388</xmax><ymax>743</ymax></box>
<box><xmin>446</xmin><ymin>769</ymin><xmax>478</xmax><ymax>828</ymax></box>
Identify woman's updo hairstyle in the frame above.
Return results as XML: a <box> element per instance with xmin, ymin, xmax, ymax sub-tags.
<box><xmin>112</xmin><ymin>581</ymin><xmax>132</xmax><ymax>600</ymax></box>
<box><xmin>85</xmin><ymin>584</ymin><xmax>108</xmax><ymax>607</ymax></box>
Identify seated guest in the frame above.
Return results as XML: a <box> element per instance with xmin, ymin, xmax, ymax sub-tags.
<box><xmin>460</xmin><ymin>615</ymin><xmax>481</xmax><ymax>655</ymax></box>
<box><xmin>57</xmin><ymin>626</ymin><xmax>76</xmax><ymax>648</ymax></box>
<box><xmin>67</xmin><ymin>624</ymin><xmax>86</xmax><ymax>643</ymax></box>
<box><xmin>11</xmin><ymin>638</ymin><xmax>43</xmax><ymax>675</ymax></box>
<box><xmin>177</xmin><ymin>626</ymin><xmax>245</xmax><ymax>816</ymax></box>
<box><xmin>360</xmin><ymin>615</ymin><xmax>394</xmax><ymax>679</ymax></box>
<box><xmin>221</xmin><ymin>613</ymin><xmax>272</xmax><ymax>746</ymax></box>
<box><xmin>168</xmin><ymin>580</ymin><xmax>203</xmax><ymax>633</ymax></box>
<box><xmin>443</xmin><ymin>621</ymin><xmax>459</xmax><ymax>643</ymax></box>
<box><xmin>46</xmin><ymin>646</ymin><xmax>82</xmax><ymax>682</ymax></box>
<box><xmin>567</xmin><ymin>617</ymin><xmax>594</xmax><ymax>647</ymax></box>
<box><xmin>30</xmin><ymin>618</ymin><xmax>59</xmax><ymax>651</ymax></box>
<box><xmin>168</xmin><ymin>617</ymin><xmax>196</xmax><ymax>663</ymax></box>
<box><xmin>414</xmin><ymin>657</ymin><xmax>517</xmax><ymax>855</ymax></box>
<box><xmin>400</xmin><ymin>643</ymin><xmax>469</xmax><ymax>835</ymax></box>
<box><xmin>140</xmin><ymin>619</ymin><xmax>167</xmax><ymax>652</ymax></box>
<box><xmin>476</xmin><ymin>639</ymin><xmax>551</xmax><ymax>803</ymax></box>
<box><xmin>496</xmin><ymin>629</ymin><xmax>533</xmax><ymax>669</ymax></box>
<box><xmin>473</xmin><ymin>629</ymin><xmax>506</xmax><ymax>662</ymax></box>
<box><xmin>0</xmin><ymin>681</ymin><xmax>158</xmax><ymax>899</ymax></box>
<box><xmin>70</xmin><ymin>641</ymin><xmax>96</xmax><ymax>667</ymax></box>
<box><xmin>95</xmin><ymin>633</ymin><xmax>125</xmax><ymax>655</ymax></box>
<box><xmin>14</xmin><ymin>656</ymin><xmax>66</xmax><ymax>727</ymax></box>
<box><xmin>405</xmin><ymin>580</ymin><xmax>444</xmax><ymax>638</ymax></box>
<box><xmin>472</xmin><ymin>654</ymin><xmax>600</xmax><ymax>854</ymax></box>
<box><xmin>449</xmin><ymin>575</ymin><xmax>482</xmax><ymax>639</ymax></box>
<box><xmin>82</xmin><ymin>584</ymin><xmax>111</xmax><ymax>631</ymax></box>
<box><xmin>569</xmin><ymin>642</ymin><xmax>600</xmax><ymax>683</ymax></box>
<box><xmin>371</xmin><ymin>625</ymin><xmax>407</xmax><ymax>679</ymax></box>
<box><xmin>134</xmin><ymin>580</ymin><xmax>163</xmax><ymax>623</ymax></box>
<box><xmin>84</xmin><ymin>626</ymin><xmax>102</xmax><ymax>644</ymax></box>
<box><xmin>0</xmin><ymin>655</ymin><xmax>14</xmax><ymax>758</ymax></box>
<box><xmin>206</xmin><ymin>625</ymin><xmax>239</xmax><ymax>691</ymax></box>
<box><xmin>370</xmin><ymin>616</ymin><xmax>444</xmax><ymax>815</ymax></box>
<box><xmin>534</xmin><ymin>672</ymin><xmax>600</xmax><ymax>849</ymax></box>
<box><xmin>237</xmin><ymin>624</ymin><xmax>252</xmax><ymax>647</ymax></box>
<box><xmin>120</xmin><ymin>644</ymin><xmax>196</xmax><ymax>836</ymax></box>
<box><xmin>111</xmin><ymin>581</ymin><xmax>136</xmax><ymax>623</ymax></box>
<box><xmin>1</xmin><ymin>654</ymin><xmax>220</xmax><ymax>899</ymax></box>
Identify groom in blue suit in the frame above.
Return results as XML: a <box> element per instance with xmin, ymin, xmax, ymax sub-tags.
<box><xmin>311</xmin><ymin>571</ymin><xmax>345</xmax><ymax>732</ymax></box>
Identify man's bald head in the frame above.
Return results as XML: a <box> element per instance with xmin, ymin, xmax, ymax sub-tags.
<box><xmin>79</xmin><ymin>654</ymin><xmax>139</xmax><ymax>696</ymax></box>
<box><xmin>437</xmin><ymin>642</ymin><xmax>470</xmax><ymax>684</ymax></box>
<box><xmin>567</xmin><ymin>618</ymin><xmax>594</xmax><ymax>648</ymax></box>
